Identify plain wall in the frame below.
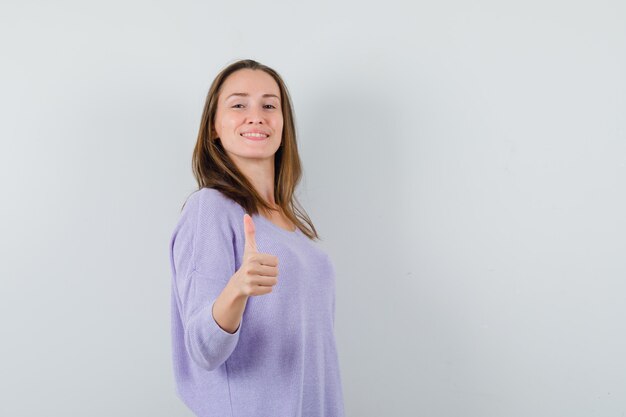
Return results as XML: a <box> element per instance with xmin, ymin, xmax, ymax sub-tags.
<box><xmin>1</xmin><ymin>0</ymin><xmax>624</xmax><ymax>416</ymax></box>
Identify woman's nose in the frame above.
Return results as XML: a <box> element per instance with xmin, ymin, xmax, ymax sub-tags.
<box><xmin>246</xmin><ymin>106</ymin><xmax>265</xmax><ymax>123</ymax></box>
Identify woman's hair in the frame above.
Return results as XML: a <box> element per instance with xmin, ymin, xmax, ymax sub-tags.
<box><xmin>185</xmin><ymin>58</ymin><xmax>320</xmax><ymax>241</ymax></box>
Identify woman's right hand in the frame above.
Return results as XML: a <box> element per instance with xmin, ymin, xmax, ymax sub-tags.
<box><xmin>230</xmin><ymin>213</ymin><xmax>279</xmax><ymax>297</ymax></box>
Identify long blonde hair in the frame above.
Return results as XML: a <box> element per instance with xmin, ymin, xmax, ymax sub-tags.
<box><xmin>185</xmin><ymin>58</ymin><xmax>320</xmax><ymax>241</ymax></box>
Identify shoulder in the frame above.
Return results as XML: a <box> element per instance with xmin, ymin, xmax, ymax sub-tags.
<box><xmin>182</xmin><ymin>187</ymin><xmax>244</xmax><ymax>231</ymax></box>
<box><xmin>199</xmin><ymin>187</ymin><xmax>243</xmax><ymax>214</ymax></box>
<box><xmin>171</xmin><ymin>188</ymin><xmax>243</xmax><ymax>275</ymax></box>
<box><xmin>183</xmin><ymin>187</ymin><xmax>241</xmax><ymax>214</ymax></box>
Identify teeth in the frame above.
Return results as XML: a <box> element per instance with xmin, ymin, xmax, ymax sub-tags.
<box><xmin>241</xmin><ymin>132</ymin><xmax>268</xmax><ymax>138</ymax></box>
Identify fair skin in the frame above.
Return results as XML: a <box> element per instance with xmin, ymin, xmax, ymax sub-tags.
<box><xmin>210</xmin><ymin>69</ymin><xmax>291</xmax><ymax>333</ymax></box>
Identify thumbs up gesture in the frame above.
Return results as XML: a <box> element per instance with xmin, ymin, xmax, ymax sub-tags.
<box><xmin>231</xmin><ymin>213</ymin><xmax>280</xmax><ymax>297</ymax></box>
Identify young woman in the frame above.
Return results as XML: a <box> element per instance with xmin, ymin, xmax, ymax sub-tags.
<box><xmin>168</xmin><ymin>59</ymin><xmax>345</xmax><ymax>417</ymax></box>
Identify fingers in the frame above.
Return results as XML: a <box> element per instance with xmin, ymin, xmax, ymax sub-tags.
<box><xmin>238</xmin><ymin>267</ymin><xmax>279</xmax><ymax>296</ymax></box>
<box><xmin>250</xmin><ymin>275</ymin><xmax>279</xmax><ymax>288</ymax></box>
<box><xmin>247</xmin><ymin>253</ymin><xmax>279</xmax><ymax>267</ymax></box>
<box><xmin>246</xmin><ymin>263</ymin><xmax>279</xmax><ymax>278</ymax></box>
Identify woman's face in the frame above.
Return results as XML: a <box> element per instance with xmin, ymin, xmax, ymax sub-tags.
<box><xmin>213</xmin><ymin>69</ymin><xmax>284</xmax><ymax>164</ymax></box>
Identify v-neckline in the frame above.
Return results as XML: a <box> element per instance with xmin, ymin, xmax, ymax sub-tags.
<box><xmin>255</xmin><ymin>213</ymin><xmax>298</xmax><ymax>234</ymax></box>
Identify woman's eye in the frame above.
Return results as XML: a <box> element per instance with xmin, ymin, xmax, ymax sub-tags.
<box><xmin>231</xmin><ymin>104</ymin><xmax>276</xmax><ymax>109</ymax></box>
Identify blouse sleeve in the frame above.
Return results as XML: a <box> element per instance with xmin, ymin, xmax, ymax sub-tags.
<box><xmin>170</xmin><ymin>190</ymin><xmax>241</xmax><ymax>372</ymax></box>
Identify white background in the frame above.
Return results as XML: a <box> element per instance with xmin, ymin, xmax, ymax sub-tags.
<box><xmin>1</xmin><ymin>1</ymin><xmax>625</xmax><ymax>416</ymax></box>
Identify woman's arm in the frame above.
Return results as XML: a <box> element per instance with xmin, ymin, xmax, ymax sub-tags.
<box><xmin>212</xmin><ymin>279</ymin><xmax>249</xmax><ymax>334</ymax></box>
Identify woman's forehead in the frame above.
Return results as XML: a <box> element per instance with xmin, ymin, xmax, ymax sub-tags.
<box><xmin>220</xmin><ymin>70</ymin><xmax>280</xmax><ymax>98</ymax></box>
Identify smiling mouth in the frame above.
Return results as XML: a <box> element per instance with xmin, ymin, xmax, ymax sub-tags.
<box><xmin>240</xmin><ymin>133</ymin><xmax>269</xmax><ymax>140</ymax></box>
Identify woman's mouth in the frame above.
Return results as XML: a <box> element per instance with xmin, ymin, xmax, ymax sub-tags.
<box><xmin>241</xmin><ymin>132</ymin><xmax>269</xmax><ymax>141</ymax></box>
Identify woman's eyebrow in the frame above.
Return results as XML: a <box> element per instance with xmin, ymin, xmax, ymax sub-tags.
<box><xmin>225</xmin><ymin>93</ymin><xmax>280</xmax><ymax>100</ymax></box>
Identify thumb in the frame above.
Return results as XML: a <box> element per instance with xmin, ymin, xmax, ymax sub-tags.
<box><xmin>243</xmin><ymin>213</ymin><xmax>258</xmax><ymax>254</ymax></box>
